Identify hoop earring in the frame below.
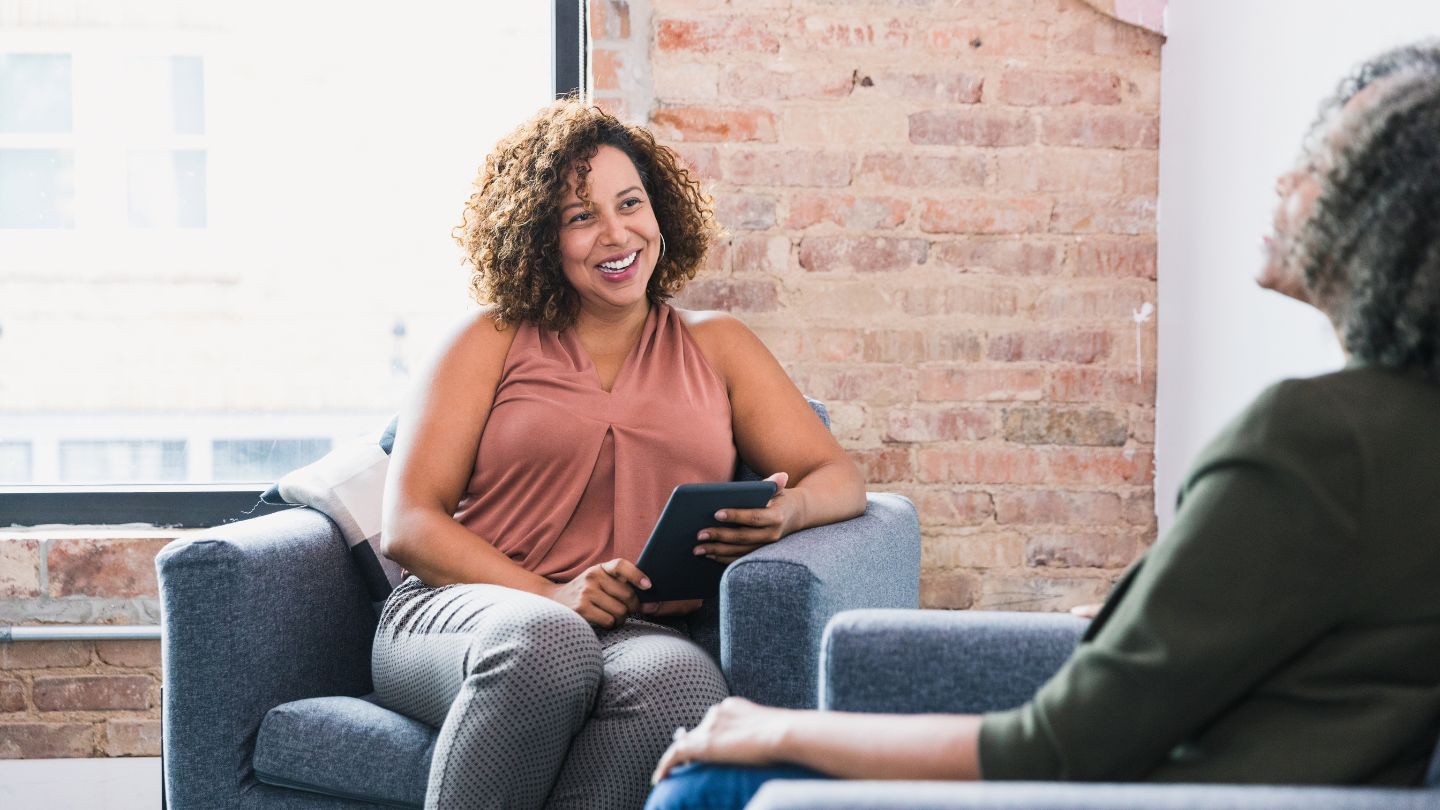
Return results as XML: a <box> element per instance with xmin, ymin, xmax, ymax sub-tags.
<box><xmin>659</xmin><ymin>233</ymin><xmax>667</xmax><ymax>261</ymax></box>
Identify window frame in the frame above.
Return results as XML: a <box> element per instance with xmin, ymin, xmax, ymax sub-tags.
<box><xmin>0</xmin><ymin>0</ymin><xmax>588</xmax><ymax>528</ymax></box>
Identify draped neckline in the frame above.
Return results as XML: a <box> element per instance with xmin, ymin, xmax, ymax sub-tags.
<box><xmin>561</xmin><ymin>304</ymin><xmax>659</xmax><ymax>395</ymax></box>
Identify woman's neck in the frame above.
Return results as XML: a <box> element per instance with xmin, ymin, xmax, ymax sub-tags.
<box><xmin>573</xmin><ymin>301</ymin><xmax>652</xmax><ymax>354</ymax></box>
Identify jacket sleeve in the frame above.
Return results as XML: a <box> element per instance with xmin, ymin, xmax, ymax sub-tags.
<box><xmin>979</xmin><ymin>380</ymin><xmax>1364</xmax><ymax>781</ymax></box>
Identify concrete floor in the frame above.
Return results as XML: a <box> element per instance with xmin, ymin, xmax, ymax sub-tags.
<box><xmin>0</xmin><ymin>757</ymin><xmax>161</xmax><ymax>810</ymax></box>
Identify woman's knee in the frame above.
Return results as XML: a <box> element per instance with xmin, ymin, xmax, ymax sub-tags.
<box><xmin>464</xmin><ymin>592</ymin><xmax>603</xmax><ymax>690</ymax></box>
<box><xmin>602</xmin><ymin>635</ymin><xmax>728</xmax><ymax>724</ymax></box>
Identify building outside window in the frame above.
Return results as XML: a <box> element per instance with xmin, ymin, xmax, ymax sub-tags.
<box><xmin>0</xmin><ymin>1</ymin><xmax>557</xmax><ymax>493</ymax></box>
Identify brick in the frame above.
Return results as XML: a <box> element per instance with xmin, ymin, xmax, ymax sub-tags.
<box><xmin>798</xmin><ymin>236</ymin><xmax>927</xmax><ymax>273</ymax></box>
<box><xmin>925</xmin><ymin>531</ymin><xmax>1025</xmax><ymax>569</ymax></box>
<box><xmin>94</xmin><ymin>640</ymin><xmax>161</xmax><ymax>669</ymax></box>
<box><xmin>907</xmin><ymin>489</ymin><xmax>995</xmax><ymax>527</ymax></box>
<box><xmin>850</xmin><ymin>447</ymin><xmax>913</xmax><ymax>483</ymax></box>
<box><xmin>701</xmin><ymin>236</ymin><xmax>730</xmax><ymax>274</ymax></box>
<box><xmin>999</xmin><ymin>70</ymin><xmax>1122</xmax><ymax>106</ymax></box>
<box><xmin>657</xmin><ymin>18</ymin><xmax>781</xmax><ymax>54</ymax></box>
<box><xmin>910</xmin><ymin>109</ymin><xmax>1035</xmax><ymax>147</ymax></box>
<box><xmin>885</xmin><ymin>407</ymin><xmax>995</xmax><ymax>442</ymax></box>
<box><xmin>103</xmin><ymin>719</ymin><xmax>161</xmax><ymax>757</ymax></box>
<box><xmin>726</xmin><ymin>150</ymin><xmax>852</xmax><ymax>187</ymax></box>
<box><xmin>1054</xmin><ymin>13</ymin><xmax>1162</xmax><ymax>58</ymax></box>
<box><xmin>920</xmin><ymin>198</ymin><xmax>1051</xmax><ymax>235</ymax></box>
<box><xmin>1035</xmin><ymin>285</ymin><xmax>1152</xmax><ymax>320</ymax></box>
<box><xmin>1125</xmin><ymin>491</ymin><xmax>1158</xmax><ymax>529</ymax></box>
<box><xmin>995</xmin><ymin>489</ymin><xmax>1122</xmax><ymax>525</ymax></box>
<box><xmin>33</xmin><ymin>676</ymin><xmax>151</xmax><ymax>711</ymax></box>
<box><xmin>1003</xmin><ymin>407</ymin><xmax>1127</xmax><ymax>446</ymax></box>
<box><xmin>995</xmin><ymin>150</ymin><xmax>1123</xmax><ymax>194</ymax></box>
<box><xmin>0</xmin><ymin>723</ymin><xmax>97</xmax><ymax>758</ymax></box>
<box><xmin>793</xmin><ymin>364</ymin><xmax>916</xmax><ymax>406</ymax></box>
<box><xmin>923</xmin><ymin>20</ymin><xmax>1049</xmax><ymax>57</ymax></box>
<box><xmin>592</xmin><ymin>48</ymin><xmax>623</xmax><ymax>92</ymax></box>
<box><xmin>787</xmin><ymin>194</ymin><xmax>909</xmax><ymax>230</ymax></box>
<box><xmin>1123</xmin><ymin>152</ymin><xmax>1159</xmax><ymax>195</ymax></box>
<box><xmin>974</xmin><ymin>574</ymin><xmax>1113</xmax><ymax>612</ymax></box>
<box><xmin>653</xmin><ymin>62</ymin><xmax>720</xmax><ymax>101</ymax></box>
<box><xmin>794</xmin><ymin>16</ymin><xmax>910</xmax><ymax>50</ymax></box>
<box><xmin>1</xmin><ymin>641</ymin><xmax>91</xmax><ymax>670</ymax></box>
<box><xmin>1046</xmin><ymin>447</ymin><xmax>1154</xmax><ymax>486</ymax></box>
<box><xmin>758</xmin><ymin>327</ymin><xmax>862</xmax><ymax>362</ymax></box>
<box><xmin>919</xmin><ymin>445</ymin><xmax>1045</xmax><ymax>485</ymax></box>
<box><xmin>0</xmin><ymin>539</ymin><xmax>41</xmax><ymax>598</ymax></box>
<box><xmin>896</xmin><ymin>281</ymin><xmax>1024</xmax><ymax>318</ymax></box>
<box><xmin>1068</xmin><ymin>237</ymin><xmax>1156</xmax><ymax>279</ymax></box>
<box><xmin>921</xmin><ymin>570</ymin><xmax>979</xmax><ymax>609</ymax></box>
<box><xmin>48</xmin><ymin>538</ymin><xmax>169</xmax><ymax>598</ymax></box>
<box><xmin>1048</xmin><ymin>367</ymin><xmax>1155</xmax><ymax>404</ymax></box>
<box><xmin>0</xmin><ymin>680</ymin><xmax>23</xmax><ymax>713</ymax></box>
<box><xmin>1128</xmin><ymin>405</ymin><xmax>1157</xmax><ymax>444</ymax></box>
<box><xmin>594</xmin><ymin>95</ymin><xmax>629</xmax><ymax>121</ymax></box>
<box><xmin>721</xmin><ymin>66</ymin><xmax>854</xmax><ymax>100</ymax></box>
<box><xmin>932</xmin><ymin>238</ymin><xmax>1062</xmax><ymax>276</ymax></box>
<box><xmin>1051</xmin><ymin>197</ymin><xmax>1155</xmax><ymax>235</ymax></box>
<box><xmin>651</xmin><ymin>106</ymin><xmax>777</xmax><ymax>143</ymax></box>
<box><xmin>782</xmin><ymin>107</ymin><xmax>908</xmax><ymax>145</ymax></box>
<box><xmin>920</xmin><ymin>367</ymin><xmax>1045</xmax><ymax>402</ymax></box>
<box><xmin>987</xmin><ymin>330</ymin><xmax>1110</xmax><ymax>364</ymax></box>
<box><xmin>1026</xmin><ymin>532</ymin><xmax>1142</xmax><ymax>569</ymax></box>
<box><xmin>675</xmin><ymin>145</ymin><xmax>722</xmax><ymax>181</ymax></box>
<box><xmin>715</xmin><ymin>193</ymin><xmax>777</xmax><ymax>230</ymax></box>
<box><xmin>859</xmin><ymin>71</ymin><xmax>984</xmax><ymax>104</ymax></box>
<box><xmin>1041</xmin><ymin>112</ymin><xmax>1160</xmax><ymax>149</ymax></box>
<box><xmin>590</xmin><ymin>0</ymin><xmax>631</xmax><ymax>40</ymax></box>
<box><xmin>861</xmin><ymin>330</ymin><xmax>981</xmax><ymax>364</ymax></box>
<box><xmin>857</xmin><ymin>151</ymin><xmax>986</xmax><ymax>188</ymax></box>
<box><xmin>676</xmin><ymin>278</ymin><xmax>779</xmax><ymax>313</ymax></box>
<box><xmin>730</xmin><ymin>235</ymin><xmax>789</xmax><ymax>274</ymax></box>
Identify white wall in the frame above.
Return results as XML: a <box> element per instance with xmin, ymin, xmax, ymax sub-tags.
<box><xmin>1156</xmin><ymin>1</ymin><xmax>1440</xmax><ymax>530</ymax></box>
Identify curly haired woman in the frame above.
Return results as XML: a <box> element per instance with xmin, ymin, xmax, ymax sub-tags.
<box><xmin>648</xmin><ymin>42</ymin><xmax>1440</xmax><ymax>809</ymax></box>
<box><xmin>370</xmin><ymin>100</ymin><xmax>865</xmax><ymax>810</ymax></box>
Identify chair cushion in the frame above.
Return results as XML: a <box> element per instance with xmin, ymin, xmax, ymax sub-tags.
<box><xmin>254</xmin><ymin>694</ymin><xmax>436</xmax><ymax>808</ymax></box>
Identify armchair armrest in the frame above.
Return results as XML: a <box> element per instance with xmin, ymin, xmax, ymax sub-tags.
<box><xmin>821</xmin><ymin>609</ymin><xmax>1086</xmax><ymax>714</ymax></box>
<box><xmin>749</xmin><ymin>781</ymin><xmax>1438</xmax><ymax>810</ymax></box>
<box><xmin>720</xmin><ymin>493</ymin><xmax>920</xmax><ymax>709</ymax></box>
<box><xmin>157</xmin><ymin>507</ymin><xmax>379</xmax><ymax>808</ymax></box>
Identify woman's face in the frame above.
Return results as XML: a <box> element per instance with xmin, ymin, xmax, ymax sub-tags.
<box><xmin>557</xmin><ymin>144</ymin><xmax>662</xmax><ymax>318</ymax></box>
<box><xmin>1257</xmin><ymin>157</ymin><xmax>1322</xmax><ymax>303</ymax></box>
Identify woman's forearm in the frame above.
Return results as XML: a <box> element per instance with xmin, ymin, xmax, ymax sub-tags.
<box><xmin>383</xmin><ymin>508</ymin><xmax>555</xmax><ymax>594</ymax></box>
<box><xmin>778</xmin><ymin>710</ymin><xmax>982</xmax><ymax>781</ymax></box>
<box><xmin>788</xmin><ymin>459</ymin><xmax>867</xmax><ymax>533</ymax></box>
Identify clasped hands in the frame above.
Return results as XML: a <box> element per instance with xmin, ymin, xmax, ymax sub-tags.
<box><xmin>544</xmin><ymin>472</ymin><xmax>795</xmax><ymax>628</ymax></box>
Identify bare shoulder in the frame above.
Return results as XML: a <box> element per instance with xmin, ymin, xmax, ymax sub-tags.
<box><xmin>674</xmin><ymin>307</ymin><xmax>775</xmax><ymax>380</ymax></box>
<box><xmin>424</xmin><ymin>306</ymin><xmax>518</xmax><ymax>386</ymax></box>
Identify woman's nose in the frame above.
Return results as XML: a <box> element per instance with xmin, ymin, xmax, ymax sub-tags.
<box><xmin>597</xmin><ymin>213</ymin><xmax>626</xmax><ymax>245</ymax></box>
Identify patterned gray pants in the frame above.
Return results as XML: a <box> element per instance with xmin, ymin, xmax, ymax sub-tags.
<box><xmin>373</xmin><ymin>577</ymin><xmax>729</xmax><ymax>810</ymax></box>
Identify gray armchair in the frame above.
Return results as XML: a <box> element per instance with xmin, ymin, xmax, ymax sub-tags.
<box><xmin>747</xmin><ymin>609</ymin><xmax>1440</xmax><ymax>810</ymax></box>
<box><xmin>156</xmin><ymin>494</ymin><xmax>919</xmax><ymax>808</ymax></box>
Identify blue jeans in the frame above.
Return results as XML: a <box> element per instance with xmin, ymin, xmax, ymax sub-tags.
<box><xmin>644</xmin><ymin>763</ymin><xmax>831</xmax><ymax>810</ymax></box>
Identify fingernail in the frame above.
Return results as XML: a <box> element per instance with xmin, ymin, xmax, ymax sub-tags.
<box><xmin>693</xmin><ymin>547</ymin><xmax>706</xmax><ymax>556</ymax></box>
<box><xmin>715</xmin><ymin>510</ymin><xmax>728</xmax><ymax>520</ymax></box>
<box><xmin>641</xmin><ymin>577</ymin><xmax>652</xmax><ymax>589</ymax></box>
<box><xmin>698</xmin><ymin>531</ymin><xmax>711</xmax><ymax>541</ymax></box>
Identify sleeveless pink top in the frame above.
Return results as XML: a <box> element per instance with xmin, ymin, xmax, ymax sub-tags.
<box><xmin>453</xmin><ymin>304</ymin><xmax>737</xmax><ymax>582</ymax></box>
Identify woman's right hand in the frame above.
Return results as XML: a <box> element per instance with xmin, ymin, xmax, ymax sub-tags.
<box><xmin>543</xmin><ymin>558</ymin><xmax>651</xmax><ymax>628</ymax></box>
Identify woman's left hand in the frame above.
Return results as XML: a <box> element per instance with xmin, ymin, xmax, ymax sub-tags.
<box><xmin>651</xmin><ymin>697</ymin><xmax>792</xmax><ymax>784</ymax></box>
<box><xmin>694</xmin><ymin>472</ymin><xmax>798</xmax><ymax>563</ymax></box>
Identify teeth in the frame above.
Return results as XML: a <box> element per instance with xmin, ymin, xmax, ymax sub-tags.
<box><xmin>599</xmin><ymin>251</ymin><xmax>638</xmax><ymax>272</ymax></box>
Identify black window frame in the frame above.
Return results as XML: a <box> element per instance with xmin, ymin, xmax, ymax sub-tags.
<box><xmin>0</xmin><ymin>1</ymin><xmax>588</xmax><ymax>529</ymax></box>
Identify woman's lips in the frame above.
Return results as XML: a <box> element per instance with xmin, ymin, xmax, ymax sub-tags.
<box><xmin>596</xmin><ymin>249</ymin><xmax>640</xmax><ymax>282</ymax></box>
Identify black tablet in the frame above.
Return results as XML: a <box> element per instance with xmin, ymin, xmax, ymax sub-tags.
<box><xmin>635</xmin><ymin>480</ymin><xmax>778</xmax><ymax>603</ymax></box>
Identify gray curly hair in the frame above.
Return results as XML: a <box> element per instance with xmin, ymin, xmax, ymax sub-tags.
<box><xmin>1293</xmin><ymin>42</ymin><xmax>1440</xmax><ymax>381</ymax></box>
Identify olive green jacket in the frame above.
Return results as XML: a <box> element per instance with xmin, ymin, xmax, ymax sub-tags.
<box><xmin>981</xmin><ymin>366</ymin><xmax>1440</xmax><ymax>786</ymax></box>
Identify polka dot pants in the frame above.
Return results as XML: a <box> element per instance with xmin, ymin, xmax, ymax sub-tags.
<box><xmin>373</xmin><ymin>578</ymin><xmax>729</xmax><ymax>810</ymax></box>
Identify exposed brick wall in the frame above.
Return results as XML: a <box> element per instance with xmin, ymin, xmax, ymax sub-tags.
<box><xmin>652</xmin><ymin>0</ymin><xmax>1163</xmax><ymax>610</ymax></box>
<box><xmin>0</xmin><ymin>533</ymin><xmax>169</xmax><ymax>758</ymax></box>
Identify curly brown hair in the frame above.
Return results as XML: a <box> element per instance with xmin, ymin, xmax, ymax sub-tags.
<box><xmin>454</xmin><ymin>99</ymin><xmax>717</xmax><ymax>331</ymax></box>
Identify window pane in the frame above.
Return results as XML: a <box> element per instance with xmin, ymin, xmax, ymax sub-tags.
<box><xmin>0</xmin><ymin>442</ymin><xmax>32</xmax><ymax>484</ymax></box>
<box><xmin>59</xmin><ymin>440</ymin><xmax>187</xmax><ymax>483</ymax></box>
<box><xmin>171</xmin><ymin>55</ymin><xmax>204</xmax><ymax>135</ymax></box>
<box><xmin>0</xmin><ymin>148</ymin><xmax>75</xmax><ymax>228</ymax></box>
<box><xmin>128</xmin><ymin>149</ymin><xmax>206</xmax><ymax>228</ymax></box>
<box><xmin>0</xmin><ymin>53</ymin><xmax>72</xmax><ymax>133</ymax></box>
<box><xmin>212</xmin><ymin>437</ymin><xmax>332</xmax><ymax>483</ymax></box>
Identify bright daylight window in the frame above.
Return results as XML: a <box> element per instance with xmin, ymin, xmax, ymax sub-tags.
<box><xmin>0</xmin><ymin>2</ymin><xmax>560</xmax><ymax>496</ymax></box>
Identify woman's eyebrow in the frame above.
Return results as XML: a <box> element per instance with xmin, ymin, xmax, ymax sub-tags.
<box><xmin>614</xmin><ymin>186</ymin><xmax>642</xmax><ymax>198</ymax></box>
